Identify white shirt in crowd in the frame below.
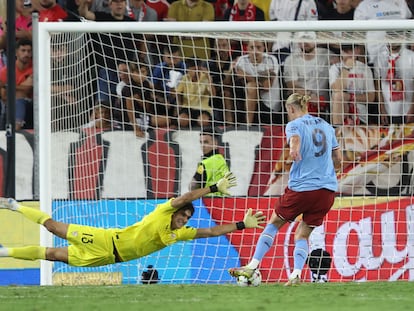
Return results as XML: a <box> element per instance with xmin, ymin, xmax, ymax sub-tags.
<box><xmin>268</xmin><ymin>0</ymin><xmax>318</xmax><ymax>52</ymax></box>
<box><xmin>329</xmin><ymin>60</ymin><xmax>376</xmax><ymax>124</ymax></box>
<box><xmin>373</xmin><ymin>46</ymin><xmax>414</xmax><ymax>117</ymax></box>
<box><xmin>354</xmin><ymin>0</ymin><xmax>412</xmax><ymax>63</ymax></box>
<box><xmin>284</xmin><ymin>47</ymin><xmax>331</xmax><ymax>100</ymax></box>
<box><xmin>235</xmin><ymin>53</ymin><xmax>282</xmax><ymax>112</ymax></box>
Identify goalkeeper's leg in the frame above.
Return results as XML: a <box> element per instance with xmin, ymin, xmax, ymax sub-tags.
<box><xmin>0</xmin><ymin>245</ymin><xmax>47</xmax><ymax>261</ymax></box>
<box><xmin>0</xmin><ymin>197</ymin><xmax>69</xmax><ymax>239</ymax></box>
<box><xmin>0</xmin><ymin>198</ymin><xmax>70</xmax><ymax>263</ymax></box>
<box><xmin>0</xmin><ymin>245</ymin><xmax>68</xmax><ymax>263</ymax></box>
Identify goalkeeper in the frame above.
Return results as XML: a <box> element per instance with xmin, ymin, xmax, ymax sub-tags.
<box><xmin>0</xmin><ymin>173</ymin><xmax>265</xmax><ymax>267</ymax></box>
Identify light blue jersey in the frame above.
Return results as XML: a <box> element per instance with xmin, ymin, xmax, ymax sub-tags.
<box><xmin>286</xmin><ymin>114</ymin><xmax>339</xmax><ymax>192</ymax></box>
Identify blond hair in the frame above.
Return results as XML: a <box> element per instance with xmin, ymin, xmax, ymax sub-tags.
<box><xmin>286</xmin><ymin>93</ymin><xmax>311</xmax><ymax>112</ymax></box>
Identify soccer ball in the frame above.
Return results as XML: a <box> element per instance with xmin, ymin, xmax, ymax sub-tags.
<box><xmin>236</xmin><ymin>269</ymin><xmax>262</xmax><ymax>287</ymax></box>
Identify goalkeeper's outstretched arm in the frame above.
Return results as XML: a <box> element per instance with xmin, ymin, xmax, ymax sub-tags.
<box><xmin>194</xmin><ymin>208</ymin><xmax>266</xmax><ymax>239</ymax></box>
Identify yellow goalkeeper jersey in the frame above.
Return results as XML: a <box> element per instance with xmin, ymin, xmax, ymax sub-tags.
<box><xmin>111</xmin><ymin>199</ymin><xmax>197</xmax><ymax>262</ymax></box>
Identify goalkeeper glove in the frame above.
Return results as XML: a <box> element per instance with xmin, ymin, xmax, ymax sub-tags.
<box><xmin>241</xmin><ymin>208</ymin><xmax>266</xmax><ymax>229</ymax></box>
<box><xmin>212</xmin><ymin>172</ymin><xmax>237</xmax><ymax>195</ymax></box>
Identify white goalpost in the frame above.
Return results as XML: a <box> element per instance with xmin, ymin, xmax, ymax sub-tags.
<box><xmin>35</xmin><ymin>19</ymin><xmax>414</xmax><ymax>285</ymax></box>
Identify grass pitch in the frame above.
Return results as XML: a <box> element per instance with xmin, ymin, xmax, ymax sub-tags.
<box><xmin>0</xmin><ymin>282</ymin><xmax>413</xmax><ymax>311</ymax></box>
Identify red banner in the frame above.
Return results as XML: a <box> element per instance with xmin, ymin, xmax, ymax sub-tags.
<box><xmin>206</xmin><ymin>197</ymin><xmax>414</xmax><ymax>282</ymax></box>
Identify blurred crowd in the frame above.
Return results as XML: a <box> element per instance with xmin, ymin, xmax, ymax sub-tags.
<box><xmin>1</xmin><ymin>0</ymin><xmax>414</xmax><ymax>133</ymax></box>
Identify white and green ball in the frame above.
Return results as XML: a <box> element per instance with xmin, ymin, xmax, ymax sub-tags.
<box><xmin>236</xmin><ymin>270</ymin><xmax>262</xmax><ymax>287</ymax></box>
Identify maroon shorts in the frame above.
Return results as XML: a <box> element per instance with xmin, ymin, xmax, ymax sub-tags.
<box><xmin>275</xmin><ymin>187</ymin><xmax>335</xmax><ymax>227</ymax></box>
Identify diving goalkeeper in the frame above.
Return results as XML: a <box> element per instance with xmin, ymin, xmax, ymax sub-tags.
<box><xmin>0</xmin><ymin>172</ymin><xmax>265</xmax><ymax>267</ymax></box>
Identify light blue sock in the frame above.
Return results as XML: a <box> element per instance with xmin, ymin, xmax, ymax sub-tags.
<box><xmin>293</xmin><ymin>239</ymin><xmax>309</xmax><ymax>270</ymax></box>
<box><xmin>251</xmin><ymin>223</ymin><xmax>278</xmax><ymax>262</ymax></box>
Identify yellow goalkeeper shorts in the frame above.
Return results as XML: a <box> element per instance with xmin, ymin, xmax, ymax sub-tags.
<box><xmin>66</xmin><ymin>224</ymin><xmax>116</xmax><ymax>267</ymax></box>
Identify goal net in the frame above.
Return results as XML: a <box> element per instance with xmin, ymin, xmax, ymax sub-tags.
<box><xmin>35</xmin><ymin>19</ymin><xmax>414</xmax><ymax>285</ymax></box>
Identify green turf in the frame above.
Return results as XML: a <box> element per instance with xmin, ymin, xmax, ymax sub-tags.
<box><xmin>0</xmin><ymin>282</ymin><xmax>413</xmax><ymax>311</ymax></box>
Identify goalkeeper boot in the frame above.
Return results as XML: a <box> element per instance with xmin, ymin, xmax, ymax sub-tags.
<box><xmin>228</xmin><ymin>266</ymin><xmax>255</xmax><ymax>278</ymax></box>
<box><xmin>0</xmin><ymin>244</ymin><xmax>8</xmax><ymax>257</ymax></box>
<box><xmin>284</xmin><ymin>275</ymin><xmax>301</xmax><ymax>287</ymax></box>
<box><xmin>0</xmin><ymin>198</ymin><xmax>19</xmax><ymax>211</ymax></box>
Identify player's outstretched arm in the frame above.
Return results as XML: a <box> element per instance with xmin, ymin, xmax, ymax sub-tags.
<box><xmin>194</xmin><ymin>208</ymin><xmax>266</xmax><ymax>239</ymax></box>
<box><xmin>172</xmin><ymin>172</ymin><xmax>237</xmax><ymax>209</ymax></box>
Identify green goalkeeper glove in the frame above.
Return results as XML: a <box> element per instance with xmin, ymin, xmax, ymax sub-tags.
<box><xmin>242</xmin><ymin>208</ymin><xmax>266</xmax><ymax>229</ymax></box>
<box><xmin>214</xmin><ymin>172</ymin><xmax>237</xmax><ymax>195</ymax></box>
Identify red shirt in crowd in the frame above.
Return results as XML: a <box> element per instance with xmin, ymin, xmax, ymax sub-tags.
<box><xmin>39</xmin><ymin>4</ymin><xmax>68</xmax><ymax>22</ymax></box>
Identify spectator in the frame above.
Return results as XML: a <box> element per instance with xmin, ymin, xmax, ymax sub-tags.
<box><xmin>0</xmin><ymin>38</ymin><xmax>33</xmax><ymax>130</ymax></box>
<box><xmin>0</xmin><ymin>0</ymin><xmax>33</xmax><ymax>51</ymax></box>
<box><xmin>354</xmin><ymin>1</ymin><xmax>412</xmax><ymax>125</ymax></box>
<box><xmin>407</xmin><ymin>0</ymin><xmax>414</xmax><ymax>15</ymax></box>
<box><xmin>268</xmin><ymin>0</ymin><xmax>318</xmax><ymax>65</ymax></box>
<box><xmin>121</xmin><ymin>62</ymin><xmax>151</xmax><ymax>137</ymax></box>
<box><xmin>317</xmin><ymin>0</ymin><xmax>355</xmax><ymax>20</ymax></box>
<box><xmin>371</xmin><ymin>33</ymin><xmax>414</xmax><ymax>125</ymax></box>
<box><xmin>0</xmin><ymin>16</ymin><xmax>5</xmax><ymax>76</ymax></box>
<box><xmin>91</xmin><ymin>0</ymin><xmax>111</xmax><ymax>14</ymax></box>
<box><xmin>146</xmin><ymin>0</ymin><xmax>170</xmax><ymax>21</ymax></box>
<box><xmin>354</xmin><ymin>0</ymin><xmax>411</xmax><ymax>20</ymax></box>
<box><xmin>223</xmin><ymin>0</ymin><xmax>265</xmax><ymax>54</ymax></box>
<box><xmin>116</xmin><ymin>63</ymin><xmax>130</xmax><ymax>98</ymax></box>
<box><xmin>166</xmin><ymin>0</ymin><xmax>215</xmax><ymax>60</ymax></box>
<box><xmin>352</xmin><ymin>0</ymin><xmax>361</xmax><ymax>8</ymax></box>
<box><xmin>223</xmin><ymin>0</ymin><xmax>265</xmax><ymax>21</ymax></box>
<box><xmin>174</xmin><ymin>58</ymin><xmax>215</xmax><ymax>129</ymax></box>
<box><xmin>38</xmin><ymin>0</ymin><xmax>68</xmax><ymax>22</ymax></box>
<box><xmin>63</xmin><ymin>0</ymin><xmax>81</xmax><ymax>14</ymax></box>
<box><xmin>83</xmin><ymin>101</ymin><xmax>119</xmax><ymax>130</ymax></box>
<box><xmin>129</xmin><ymin>0</ymin><xmax>158</xmax><ymax>21</ymax></box>
<box><xmin>329</xmin><ymin>43</ymin><xmax>376</xmax><ymax>126</ymax></box>
<box><xmin>153</xmin><ymin>86</ymin><xmax>175</xmax><ymax>127</ymax></box>
<box><xmin>113</xmin><ymin>62</ymin><xmax>131</xmax><ymax>124</ymax></box>
<box><xmin>50</xmin><ymin>43</ymin><xmax>92</xmax><ymax>131</ymax></box>
<box><xmin>78</xmin><ymin>0</ymin><xmax>141</xmax><ymax>104</ymax></box>
<box><xmin>315</xmin><ymin>0</ymin><xmax>358</xmax><ymax>67</ymax></box>
<box><xmin>208</xmin><ymin>38</ymin><xmax>240</xmax><ymax>126</ymax></box>
<box><xmin>233</xmin><ymin>39</ymin><xmax>282</xmax><ymax>125</ymax></box>
<box><xmin>15</xmin><ymin>0</ymin><xmax>34</xmax><ymax>40</ymax></box>
<box><xmin>251</xmin><ymin>0</ymin><xmax>271</xmax><ymax>20</ymax></box>
<box><xmin>64</xmin><ymin>0</ymin><xmax>95</xmax><ymax>21</ymax></box>
<box><xmin>128</xmin><ymin>0</ymin><xmax>159</xmax><ymax>66</ymax></box>
<box><xmin>189</xmin><ymin>127</ymin><xmax>230</xmax><ymax>196</ymax></box>
<box><xmin>121</xmin><ymin>62</ymin><xmax>170</xmax><ymax>137</ymax></box>
<box><xmin>213</xmin><ymin>0</ymin><xmax>230</xmax><ymax>21</ymax></box>
<box><xmin>151</xmin><ymin>45</ymin><xmax>186</xmax><ymax>106</ymax></box>
<box><xmin>283</xmin><ymin>31</ymin><xmax>330</xmax><ymax>121</ymax></box>
<box><xmin>354</xmin><ymin>0</ymin><xmax>412</xmax><ymax>65</ymax></box>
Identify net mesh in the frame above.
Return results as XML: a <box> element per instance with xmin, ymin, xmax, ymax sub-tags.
<box><xmin>41</xmin><ymin>24</ymin><xmax>414</xmax><ymax>284</ymax></box>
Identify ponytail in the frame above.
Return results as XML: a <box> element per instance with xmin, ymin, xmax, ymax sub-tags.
<box><xmin>286</xmin><ymin>93</ymin><xmax>310</xmax><ymax>112</ymax></box>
